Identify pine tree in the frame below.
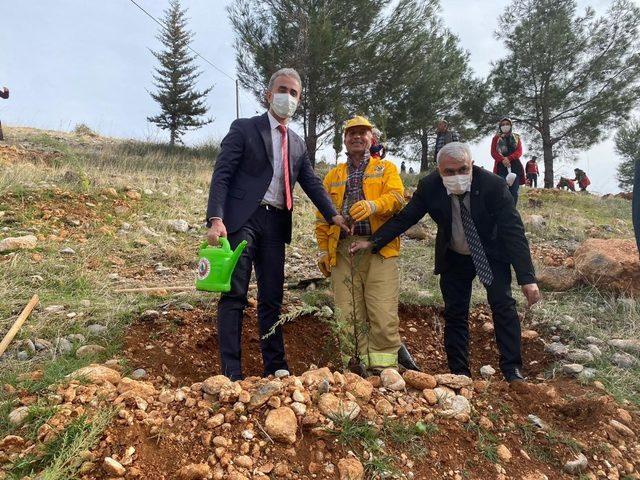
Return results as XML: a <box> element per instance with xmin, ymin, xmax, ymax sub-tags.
<box><xmin>486</xmin><ymin>0</ymin><xmax>640</xmax><ymax>188</ymax></box>
<box><xmin>615</xmin><ymin>118</ymin><xmax>640</xmax><ymax>192</ymax></box>
<box><xmin>148</xmin><ymin>0</ymin><xmax>212</xmax><ymax>146</ymax></box>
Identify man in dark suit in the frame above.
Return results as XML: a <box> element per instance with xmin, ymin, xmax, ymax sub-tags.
<box><xmin>0</xmin><ymin>86</ymin><xmax>9</xmax><ymax>141</ymax></box>
<box><xmin>350</xmin><ymin>142</ymin><xmax>540</xmax><ymax>382</ymax></box>
<box><xmin>206</xmin><ymin>68</ymin><xmax>348</xmax><ymax>380</ymax></box>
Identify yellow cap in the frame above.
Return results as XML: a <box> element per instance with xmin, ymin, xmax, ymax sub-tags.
<box><xmin>344</xmin><ymin>115</ymin><xmax>373</xmax><ymax>132</ymax></box>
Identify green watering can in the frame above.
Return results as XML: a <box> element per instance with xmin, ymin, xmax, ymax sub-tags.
<box><xmin>195</xmin><ymin>238</ymin><xmax>247</xmax><ymax>293</ymax></box>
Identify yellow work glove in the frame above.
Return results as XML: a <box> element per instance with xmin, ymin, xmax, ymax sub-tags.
<box><xmin>318</xmin><ymin>253</ymin><xmax>331</xmax><ymax>278</ymax></box>
<box><xmin>349</xmin><ymin>200</ymin><xmax>377</xmax><ymax>222</ymax></box>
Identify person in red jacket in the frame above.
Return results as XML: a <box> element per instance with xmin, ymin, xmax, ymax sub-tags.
<box><xmin>491</xmin><ymin>117</ymin><xmax>524</xmax><ymax>205</ymax></box>
<box><xmin>525</xmin><ymin>156</ymin><xmax>539</xmax><ymax>188</ymax></box>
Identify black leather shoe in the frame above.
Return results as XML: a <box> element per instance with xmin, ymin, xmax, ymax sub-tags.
<box><xmin>505</xmin><ymin>368</ymin><xmax>526</xmax><ymax>383</ymax></box>
<box><xmin>398</xmin><ymin>343</ymin><xmax>421</xmax><ymax>372</ymax></box>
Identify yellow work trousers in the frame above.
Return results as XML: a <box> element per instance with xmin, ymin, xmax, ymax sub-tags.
<box><xmin>331</xmin><ymin>237</ymin><xmax>401</xmax><ymax>369</ymax></box>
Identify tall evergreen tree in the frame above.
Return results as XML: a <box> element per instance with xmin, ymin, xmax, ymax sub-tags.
<box><xmin>228</xmin><ymin>0</ymin><xmax>436</xmax><ymax>167</ymax></box>
<box><xmin>148</xmin><ymin>0</ymin><xmax>212</xmax><ymax>147</ymax></box>
<box><xmin>615</xmin><ymin>118</ymin><xmax>640</xmax><ymax>191</ymax></box>
<box><xmin>486</xmin><ymin>0</ymin><xmax>640</xmax><ymax>188</ymax></box>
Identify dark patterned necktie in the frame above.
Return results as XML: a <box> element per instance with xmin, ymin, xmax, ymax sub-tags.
<box><xmin>458</xmin><ymin>194</ymin><xmax>493</xmax><ymax>286</ymax></box>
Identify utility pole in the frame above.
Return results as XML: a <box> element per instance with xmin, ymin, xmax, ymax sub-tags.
<box><xmin>235</xmin><ymin>79</ymin><xmax>240</xmax><ymax>119</ymax></box>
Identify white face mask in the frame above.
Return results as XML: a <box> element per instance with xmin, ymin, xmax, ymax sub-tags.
<box><xmin>270</xmin><ymin>93</ymin><xmax>298</xmax><ymax>119</ymax></box>
<box><xmin>500</xmin><ymin>125</ymin><xmax>511</xmax><ymax>134</ymax></box>
<box><xmin>442</xmin><ymin>174</ymin><xmax>472</xmax><ymax>195</ymax></box>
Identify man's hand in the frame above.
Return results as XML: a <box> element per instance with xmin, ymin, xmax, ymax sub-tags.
<box><xmin>332</xmin><ymin>214</ymin><xmax>351</xmax><ymax>234</ymax></box>
<box><xmin>521</xmin><ymin>283</ymin><xmax>541</xmax><ymax>307</ymax></box>
<box><xmin>349</xmin><ymin>200</ymin><xmax>377</xmax><ymax>222</ymax></box>
<box><xmin>318</xmin><ymin>253</ymin><xmax>331</xmax><ymax>278</ymax></box>
<box><xmin>349</xmin><ymin>239</ymin><xmax>372</xmax><ymax>254</ymax></box>
<box><xmin>502</xmin><ymin>157</ymin><xmax>511</xmax><ymax>168</ymax></box>
<box><xmin>207</xmin><ymin>218</ymin><xmax>227</xmax><ymax>246</ymax></box>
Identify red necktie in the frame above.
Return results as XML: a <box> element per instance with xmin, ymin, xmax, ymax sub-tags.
<box><xmin>277</xmin><ymin>124</ymin><xmax>293</xmax><ymax>210</ymax></box>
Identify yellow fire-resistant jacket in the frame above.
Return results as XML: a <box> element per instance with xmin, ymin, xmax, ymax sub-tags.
<box><xmin>315</xmin><ymin>156</ymin><xmax>405</xmax><ymax>266</ymax></box>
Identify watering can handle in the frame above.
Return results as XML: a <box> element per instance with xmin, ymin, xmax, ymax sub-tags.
<box><xmin>199</xmin><ymin>237</ymin><xmax>232</xmax><ymax>252</ymax></box>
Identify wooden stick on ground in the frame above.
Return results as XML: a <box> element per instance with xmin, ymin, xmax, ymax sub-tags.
<box><xmin>0</xmin><ymin>294</ymin><xmax>39</xmax><ymax>357</ymax></box>
<box><xmin>114</xmin><ymin>285</ymin><xmax>195</xmax><ymax>293</ymax></box>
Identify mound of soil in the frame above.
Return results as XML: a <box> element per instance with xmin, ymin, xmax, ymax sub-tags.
<box><xmin>123</xmin><ymin>303</ymin><xmax>551</xmax><ymax>387</ymax></box>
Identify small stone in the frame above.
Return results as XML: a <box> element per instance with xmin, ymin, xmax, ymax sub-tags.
<box><xmin>234</xmin><ymin>455</ymin><xmax>253</xmax><ymax>469</ymax></box>
<box><xmin>482</xmin><ymin>322</ymin><xmax>494</xmax><ymax>333</ymax></box>
<box><xmin>521</xmin><ymin>330</ymin><xmax>539</xmax><ymax>340</ymax></box>
<box><xmin>480</xmin><ymin>365</ymin><xmax>496</xmax><ymax>379</ymax></box>
<box><xmin>0</xmin><ymin>235</ymin><xmax>38</xmax><ymax>252</ymax></box>
<box><xmin>337</xmin><ymin>457</ymin><xmax>364</xmax><ymax>480</ymax></box>
<box><xmin>422</xmin><ymin>389</ymin><xmax>438</xmax><ymax>405</ymax></box>
<box><xmin>140</xmin><ymin>310</ymin><xmax>160</xmax><ymax>322</ymax></box>
<box><xmin>274</xmin><ymin>369</ymin><xmax>290</xmax><ymax>378</ymax></box>
<box><xmin>608</xmin><ymin>338</ymin><xmax>640</xmax><ymax>353</ymax></box>
<box><xmin>545</xmin><ymin>342</ymin><xmax>568</xmax><ymax>356</ymax></box>
<box><xmin>67</xmin><ymin>333</ymin><xmax>86</xmax><ymax>343</ymax></box>
<box><xmin>566</xmin><ymin>349</ymin><xmax>594</xmax><ymax>364</ymax></box>
<box><xmin>318</xmin><ymin>393</ymin><xmax>360</xmax><ymax>419</ymax></box>
<box><xmin>55</xmin><ymin>337</ymin><xmax>72</xmax><ymax>354</ymax></box>
<box><xmin>264</xmin><ymin>407</ymin><xmax>297</xmax><ymax>444</ymax></box>
<box><xmin>60</xmin><ymin>247</ymin><xmax>76</xmax><ymax>255</ymax></box>
<box><xmin>587</xmin><ymin>344</ymin><xmax>602</xmax><ymax>358</ymax></box>
<box><xmin>76</xmin><ymin>344</ymin><xmax>106</xmax><ymax>358</ymax></box>
<box><xmin>380</xmin><ymin>368</ymin><xmax>405</xmax><ymax>391</ymax></box>
<box><xmin>17</xmin><ymin>351</ymin><xmax>29</xmax><ymax>361</ymax></box>
<box><xmin>612</xmin><ymin>352</ymin><xmax>636</xmax><ymax>369</ymax></box>
<box><xmin>439</xmin><ymin>395</ymin><xmax>471</xmax><ymax>418</ymax></box>
<box><xmin>345</xmin><ymin>377</ymin><xmax>374</xmax><ymax>403</ymax></box>
<box><xmin>562</xmin><ymin>363</ymin><xmax>584</xmax><ymax>375</ymax></box>
<box><xmin>496</xmin><ymin>444</ymin><xmax>512</xmax><ymax>463</ymax></box>
<box><xmin>527</xmin><ymin>414</ymin><xmax>547</xmax><ymax>429</ymax></box>
<box><xmin>563</xmin><ymin>453</ymin><xmax>588</xmax><ymax>474</ymax></box>
<box><xmin>34</xmin><ymin>338</ymin><xmax>53</xmax><ymax>351</ymax></box>
<box><xmin>86</xmin><ymin>324</ymin><xmax>108</xmax><ymax>336</ymax></box>
<box><xmin>318</xmin><ymin>379</ymin><xmax>330</xmax><ymax>394</ymax></box>
<box><xmin>44</xmin><ymin>305</ymin><xmax>65</xmax><ymax>314</ymax></box>
<box><xmin>241</xmin><ymin>430</ymin><xmax>254</xmax><ymax>440</ymax></box>
<box><xmin>577</xmin><ymin>368</ymin><xmax>597</xmax><ymax>381</ymax></box>
<box><xmin>68</xmin><ymin>364</ymin><xmax>121</xmax><ymax>384</ymax></box>
<box><xmin>167</xmin><ymin>219</ymin><xmax>189</xmax><ymax>233</ymax></box>
<box><xmin>131</xmin><ymin>368</ymin><xmax>147</xmax><ymax>380</ymax></box>
<box><xmin>375</xmin><ymin>398</ymin><xmax>394</xmax><ymax>415</ymax></box>
<box><xmin>609</xmin><ymin>419</ymin><xmax>635</xmax><ymax>437</ymax></box>
<box><xmin>158</xmin><ymin>390</ymin><xmax>175</xmax><ymax>403</ymax></box>
<box><xmin>249</xmin><ymin>380</ymin><xmax>283</xmax><ymax>409</ymax></box>
<box><xmin>175</xmin><ymin>463</ymin><xmax>211</xmax><ymax>479</ymax></box>
<box><xmin>103</xmin><ymin>457</ymin><xmax>126</xmax><ymax>476</ymax></box>
<box><xmin>8</xmin><ymin>406</ymin><xmax>29</xmax><ymax>426</ymax></box>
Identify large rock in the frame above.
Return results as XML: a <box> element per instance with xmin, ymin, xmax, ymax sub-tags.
<box><xmin>345</xmin><ymin>376</ymin><xmax>373</xmax><ymax>404</ymax></box>
<box><xmin>67</xmin><ymin>364</ymin><xmax>121</xmax><ymax>385</ymax></box>
<box><xmin>435</xmin><ymin>374</ymin><xmax>473</xmax><ymax>389</ymax></box>
<box><xmin>535</xmin><ymin>265</ymin><xmax>579</xmax><ymax>292</ymax></box>
<box><xmin>337</xmin><ymin>457</ymin><xmax>364</xmax><ymax>480</ymax></box>
<box><xmin>117</xmin><ymin>377</ymin><xmax>156</xmax><ymax>397</ymax></box>
<box><xmin>301</xmin><ymin>367</ymin><xmax>334</xmax><ymax>386</ymax></box>
<box><xmin>202</xmin><ymin>375</ymin><xmax>232</xmax><ymax>396</ymax></box>
<box><xmin>0</xmin><ymin>235</ymin><xmax>38</xmax><ymax>252</ymax></box>
<box><xmin>574</xmin><ymin>238</ymin><xmax>640</xmax><ymax>295</ymax></box>
<box><xmin>249</xmin><ymin>381</ymin><xmax>283</xmax><ymax>409</ymax></box>
<box><xmin>264</xmin><ymin>407</ymin><xmax>297</xmax><ymax>444</ymax></box>
<box><xmin>402</xmin><ymin>371</ymin><xmax>437</xmax><ymax>390</ymax></box>
<box><xmin>380</xmin><ymin>368</ymin><xmax>405</xmax><ymax>391</ymax></box>
<box><xmin>318</xmin><ymin>393</ymin><xmax>360</xmax><ymax>420</ymax></box>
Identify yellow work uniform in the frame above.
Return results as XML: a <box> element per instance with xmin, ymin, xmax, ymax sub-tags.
<box><xmin>315</xmin><ymin>157</ymin><xmax>405</xmax><ymax>368</ymax></box>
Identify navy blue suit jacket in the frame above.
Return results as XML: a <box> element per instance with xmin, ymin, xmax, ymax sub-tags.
<box><xmin>206</xmin><ymin>113</ymin><xmax>337</xmax><ymax>243</ymax></box>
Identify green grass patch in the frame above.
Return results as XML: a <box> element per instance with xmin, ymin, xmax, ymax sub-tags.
<box><xmin>7</xmin><ymin>410</ymin><xmax>113</xmax><ymax>480</ymax></box>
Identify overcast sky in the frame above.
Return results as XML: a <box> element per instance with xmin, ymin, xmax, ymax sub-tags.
<box><xmin>1</xmin><ymin>0</ymin><xmax>634</xmax><ymax>193</ymax></box>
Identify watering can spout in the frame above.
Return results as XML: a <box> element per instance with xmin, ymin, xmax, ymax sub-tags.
<box><xmin>230</xmin><ymin>241</ymin><xmax>246</xmax><ymax>268</ymax></box>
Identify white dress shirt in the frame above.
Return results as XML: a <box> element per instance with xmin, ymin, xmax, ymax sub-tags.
<box><xmin>262</xmin><ymin>111</ymin><xmax>289</xmax><ymax>209</ymax></box>
<box><xmin>445</xmin><ymin>183</ymin><xmax>472</xmax><ymax>256</ymax></box>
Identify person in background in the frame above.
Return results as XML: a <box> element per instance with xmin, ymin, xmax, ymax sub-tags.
<box><xmin>491</xmin><ymin>117</ymin><xmax>525</xmax><ymax>205</ymax></box>
<box><xmin>572</xmin><ymin>168</ymin><xmax>591</xmax><ymax>192</ymax></box>
<box><xmin>400</xmin><ymin>161</ymin><xmax>407</xmax><ymax>174</ymax></box>
<box><xmin>350</xmin><ymin>142</ymin><xmax>540</xmax><ymax>383</ymax></box>
<box><xmin>370</xmin><ymin>127</ymin><xmax>387</xmax><ymax>159</ymax></box>
<box><xmin>316</xmin><ymin>115</ymin><xmax>408</xmax><ymax>373</ymax></box>
<box><xmin>434</xmin><ymin>119</ymin><xmax>460</xmax><ymax>164</ymax></box>
<box><xmin>205</xmin><ymin>68</ymin><xmax>349</xmax><ymax>380</ymax></box>
<box><xmin>0</xmin><ymin>86</ymin><xmax>9</xmax><ymax>141</ymax></box>
<box><xmin>525</xmin><ymin>156</ymin><xmax>539</xmax><ymax>188</ymax></box>
<box><xmin>556</xmin><ymin>177</ymin><xmax>576</xmax><ymax>192</ymax></box>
